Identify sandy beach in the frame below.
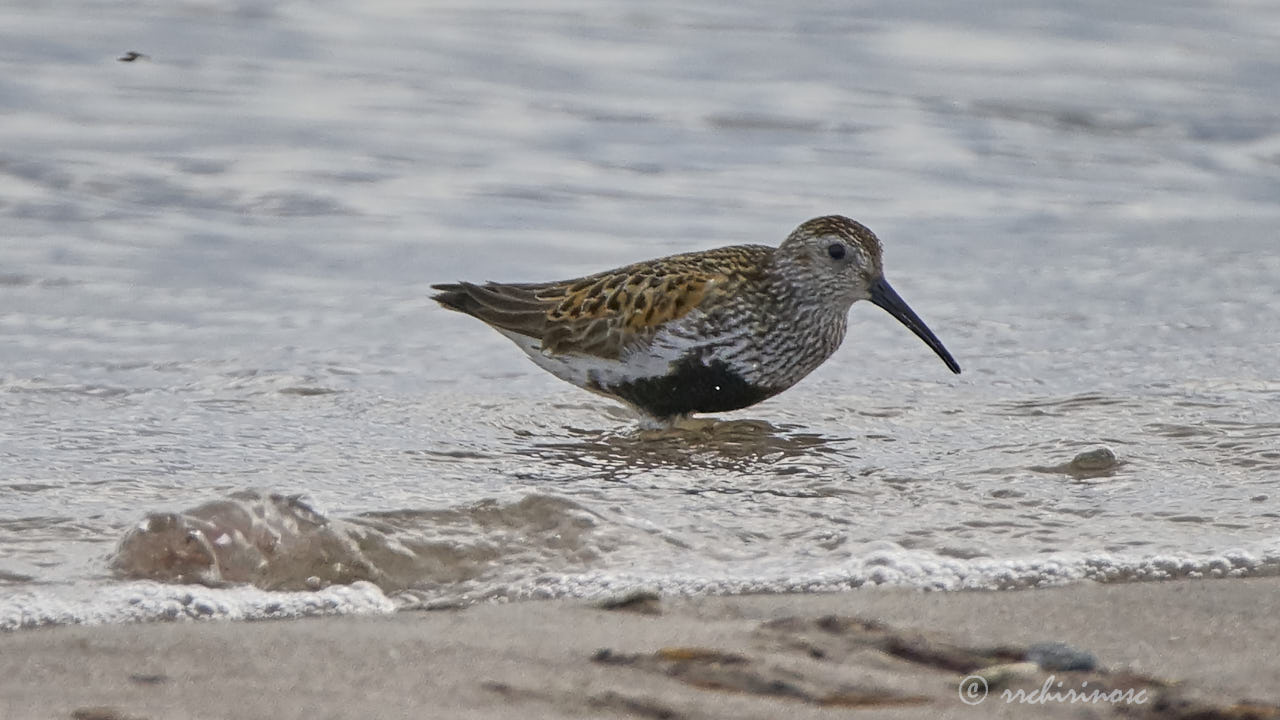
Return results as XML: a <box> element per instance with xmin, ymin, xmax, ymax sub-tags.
<box><xmin>4</xmin><ymin>577</ymin><xmax>1278</xmax><ymax>720</ymax></box>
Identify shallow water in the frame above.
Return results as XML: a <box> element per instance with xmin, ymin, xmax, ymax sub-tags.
<box><xmin>2</xmin><ymin>0</ymin><xmax>1279</xmax><ymax>626</ymax></box>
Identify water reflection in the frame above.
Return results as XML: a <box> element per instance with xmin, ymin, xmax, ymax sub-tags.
<box><xmin>519</xmin><ymin>418</ymin><xmax>847</xmax><ymax>481</ymax></box>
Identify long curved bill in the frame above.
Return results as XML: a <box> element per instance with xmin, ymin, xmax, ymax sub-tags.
<box><xmin>869</xmin><ymin>277</ymin><xmax>961</xmax><ymax>374</ymax></box>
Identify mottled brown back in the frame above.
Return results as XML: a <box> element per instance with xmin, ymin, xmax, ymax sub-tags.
<box><xmin>432</xmin><ymin>244</ymin><xmax>772</xmax><ymax>359</ymax></box>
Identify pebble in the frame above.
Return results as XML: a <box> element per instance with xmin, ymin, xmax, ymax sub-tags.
<box><xmin>1070</xmin><ymin>447</ymin><xmax>1117</xmax><ymax>472</ymax></box>
<box><xmin>1026</xmin><ymin>641</ymin><xmax>1098</xmax><ymax>671</ymax></box>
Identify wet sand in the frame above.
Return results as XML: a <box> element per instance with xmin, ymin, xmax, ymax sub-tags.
<box><xmin>4</xmin><ymin>577</ymin><xmax>1278</xmax><ymax>720</ymax></box>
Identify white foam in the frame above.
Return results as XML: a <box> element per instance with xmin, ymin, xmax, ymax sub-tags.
<box><xmin>0</xmin><ymin>580</ymin><xmax>395</xmax><ymax>631</ymax></box>
<box><xmin>398</xmin><ymin>539</ymin><xmax>1280</xmax><ymax>604</ymax></box>
<box><xmin>5</xmin><ymin>535</ymin><xmax>1277</xmax><ymax>631</ymax></box>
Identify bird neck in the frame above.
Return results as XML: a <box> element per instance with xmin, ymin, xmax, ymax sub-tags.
<box><xmin>739</xmin><ymin>277</ymin><xmax>847</xmax><ymax>389</ymax></box>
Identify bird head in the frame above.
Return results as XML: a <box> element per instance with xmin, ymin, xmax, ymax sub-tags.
<box><xmin>776</xmin><ymin>215</ymin><xmax>960</xmax><ymax>374</ymax></box>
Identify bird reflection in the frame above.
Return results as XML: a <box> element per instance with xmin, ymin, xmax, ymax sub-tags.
<box><xmin>516</xmin><ymin>417</ymin><xmax>847</xmax><ymax>485</ymax></box>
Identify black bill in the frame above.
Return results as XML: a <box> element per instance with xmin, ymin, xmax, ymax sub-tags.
<box><xmin>869</xmin><ymin>277</ymin><xmax>961</xmax><ymax>374</ymax></box>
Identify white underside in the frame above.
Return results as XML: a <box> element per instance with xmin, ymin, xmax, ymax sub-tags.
<box><xmin>492</xmin><ymin>308</ymin><xmax>815</xmax><ymax>411</ymax></box>
<box><xmin>494</xmin><ymin>327</ymin><xmax>698</xmax><ymax>392</ymax></box>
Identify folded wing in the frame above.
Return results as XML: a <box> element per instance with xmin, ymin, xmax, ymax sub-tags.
<box><xmin>432</xmin><ymin>246</ymin><xmax>769</xmax><ymax>360</ymax></box>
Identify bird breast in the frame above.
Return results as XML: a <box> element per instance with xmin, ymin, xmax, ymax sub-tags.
<box><xmin>639</xmin><ymin>301</ymin><xmax>848</xmax><ymax>391</ymax></box>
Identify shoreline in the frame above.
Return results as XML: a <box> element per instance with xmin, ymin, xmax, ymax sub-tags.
<box><xmin>4</xmin><ymin>576</ymin><xmax>1279</xmax><ymax>719</ymax></box>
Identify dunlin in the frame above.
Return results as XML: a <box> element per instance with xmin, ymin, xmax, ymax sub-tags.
<box><xmin>433</xmin><ymin>216</ymin><xmax>960</xmax><ymax>423</ymax></box>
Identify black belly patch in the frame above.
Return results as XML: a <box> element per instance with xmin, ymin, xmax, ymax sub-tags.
<box><xmin>601</xmin><ymin>357</ymin><xmax>778</xmax><ymax>418</ymax></box>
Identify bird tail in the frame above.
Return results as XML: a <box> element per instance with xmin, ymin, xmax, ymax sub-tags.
<box><xmin>430</xmin><ymin>283</ymin><xmax>475</xmax><ymax>314</ymax></box>
<box><xmin>430</xmin><ymin>282</ymin><xmax>550</xmax><ymax>340</ymax></box>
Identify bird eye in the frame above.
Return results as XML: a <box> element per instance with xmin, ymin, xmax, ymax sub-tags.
<box><xmin>827</xmin><ymin>243</ymin><xmax>846</xmax><ymax>260</ymax></box>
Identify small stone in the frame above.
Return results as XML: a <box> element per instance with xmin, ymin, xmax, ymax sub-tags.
<box><xmin>1030</xmin><ymin>446</ymin><xmax>1120</xmax><ymax>478</ymax></box>
<box><xmin>1026</xmin><ymin>641</ymin><xmax>1097</xmax><ymax>671</ymax></box>
<box><xmin>1070</xmin><ymin>447</ymin><xmax>1117</xmax><ymax>472</ymax></box>
<box><xmin>594</xmin><ymin>589</ymin><xmax>662</xmax><ymax>615</ymax></box>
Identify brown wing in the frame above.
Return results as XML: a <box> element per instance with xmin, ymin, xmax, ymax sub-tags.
<box><xmin>432</xmin><ymin>244</ymin><xmax>770</xmax><ymax>360</ymax></box>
